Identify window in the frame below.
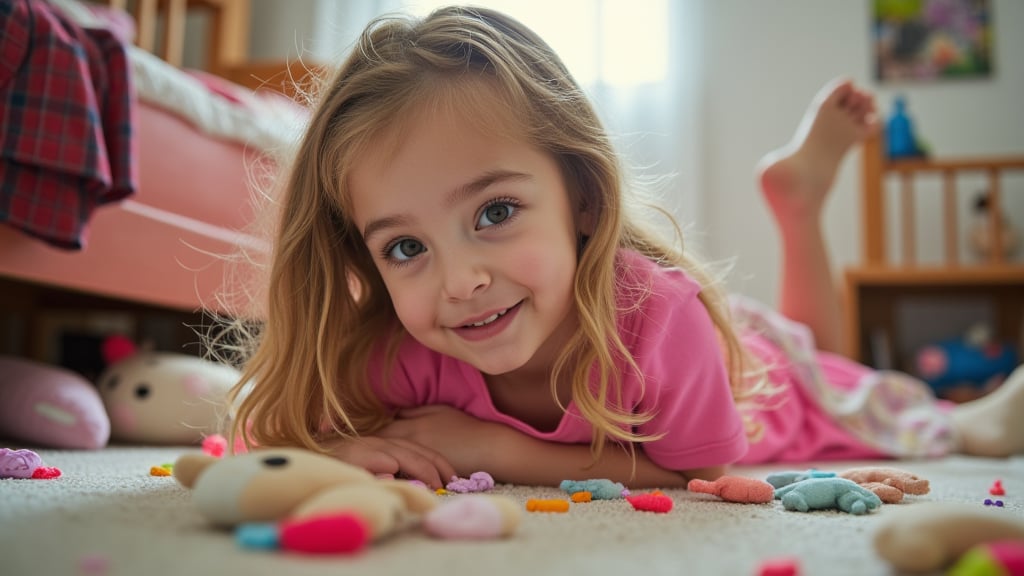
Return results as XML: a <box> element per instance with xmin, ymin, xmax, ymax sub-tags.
<box><xmin>404</xmin><ymin>0</ymin><xmax>669</xmax><ymax>86</ymax></box>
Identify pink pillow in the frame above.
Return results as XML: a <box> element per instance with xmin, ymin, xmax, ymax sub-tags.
<box><xmin>0</xmin><ymin>357</ymin><xmax>110</xmax><ymax>449</ymax></box>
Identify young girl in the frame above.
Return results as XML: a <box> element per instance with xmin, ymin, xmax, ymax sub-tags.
<box><xmin>226</xmin><ymin>6</ymin><xmax>1024</xmax><ymax>489</ymax></box>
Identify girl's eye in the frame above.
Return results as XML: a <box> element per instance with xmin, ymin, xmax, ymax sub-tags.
<box><xmin>386</xmin><ymin>238</ymin><xmax>425</xmax><ymax>262</ymax></box>
<box><xmin>477</xmin><ymin>202</ymin><xmax>516</xmax><ymax>229</ymax></box>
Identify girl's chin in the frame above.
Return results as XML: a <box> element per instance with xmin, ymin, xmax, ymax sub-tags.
<box><xmin>459</xmin><ymin>349</ymin><xmax>535</xmax><ymax>377</ymax></box>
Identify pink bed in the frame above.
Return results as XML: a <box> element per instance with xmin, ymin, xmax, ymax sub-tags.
<box><xmin>0</xmin><ymin>100</ymin><xmax>262</xmax><ymax>313</ymax></box>
<box><xmin>0</xmin><ymin>0</ymin><xmax>290</xmax><ymax>316</ymax></box>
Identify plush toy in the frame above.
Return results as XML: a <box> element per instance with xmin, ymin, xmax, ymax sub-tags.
<box><xmin>948</xmin><ymin>540</ymin><xmax>1024</xmax><ymax>576</ymax></box>
<box><xmin>687</xmin><ymin>476</ymin><xmax>775</xmax><ymax>504</ymax></box>
<box><xmin>560</xmin><ymin>479</ymin><xmax>627</xmax><ymax>500</ymax></box>
<box><xmin>0</xmin><ymin>356</ymin><xmax>110</xmax><ymax>449</ymax></box>
<box><xmin>765</xmin><ymin>469</ymin><xmax>836</xmax><ymax>489</ymax></box>
<box><xmin>874</xmin><ymin>502</ymin><xmax>1024</xmax><ymax>573</ymax></box>
<box><xmin>174</xmin><ymin>448</ymin><xmax>520</xmax><ymax>554</ymax></box>
<box><xmin>969</xmin><ymin>190</ymin><xmax>1020</xmax><ymax>261</ymax></box>
<box><xmin>773</xmin><ymin>477</ymin><xmax>882</xmax><ymax>515</ymax></box>
<box><xmin>838</xmin><ymin>466</ymin><xmax>930</xmax><ymax>504</ymax></box>
<box><xmin>915</xmin><ymin>323</ymin><xmax>1018</xmax><ymax>403</ymax></box>
<box><xmin>97</xmin><ymin>336</ymin><xmax>240</xmax><ymax>444</ymax></box>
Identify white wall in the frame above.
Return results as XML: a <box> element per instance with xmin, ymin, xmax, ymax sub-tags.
<box><xmin>248</xmin><ymin>0</ymin><xmax>1024</xmax><ymax>307</ymax></box>
<box><xmin>700</xmin><ymin>0</ymin><xmax>1024</xmax><ymax>306</ymax></box>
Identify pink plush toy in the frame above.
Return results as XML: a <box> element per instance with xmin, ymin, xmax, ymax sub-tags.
<box><xmin>0</xmin><ymin>356</ymin><xmax>109</xmax><ymax>449</ymax></box>
<box><xmin>688</xmin><ymin>476</ymin><xmax>775</xmax><ymax>504</ymax></box>
<box><xmin>98</xmin><ymin>337</ymin><xmax>240</xmax><ymax>444</ymax></box>
<box><xmin>839</xmin><ymin>466</ymin><xmax>930</xmax><ymax>504</ymax></box>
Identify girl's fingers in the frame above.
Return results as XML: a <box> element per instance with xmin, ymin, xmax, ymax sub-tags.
<box><xmin>388</xmin><ymin>438</ymin><xmax>458</xmax><ymax>487</ymax></box>
<box><xmin>327</xmin><ymin>439</ymin><xmax>401</xmax><ymax>476</ymax></box>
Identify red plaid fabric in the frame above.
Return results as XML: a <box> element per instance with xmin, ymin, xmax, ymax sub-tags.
<box><xmin>1</xmin><ymin>0</ymin><xmax>136</xmax><ymax>249</ymax></box>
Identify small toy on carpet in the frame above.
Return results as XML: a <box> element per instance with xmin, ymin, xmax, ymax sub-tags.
<box><xmin>174</xmin><ymin>448</ymin><xmax>520</xmax><ymax>554</ymax></box>
<box><xmin>525</xmin><ymin>499</ymin><xmax>570</xmax><ymax>513</ymax></box>
<box><xmin>874</xmin><ymin>502</ymin><xmax>1024</xmax><ymax>573</ymax></box>
<box><xmin>559</xmin><ymin>479</ymin><xmax>626</xmax><ymax>500</ymax></box>
<box><xmin>773</xmin><ymin>477</ymin><xmax>882</xmax><ymax>515</ymax></box>
<box><xmin>149</xmin><ymin>464</ymin><xmax>173</xmax><ymax>477</ymax></box>
<box><xmin>991</xmin><ymin>479</ymin><xmax>1006</xmax><ymax>496</ymax></box>
<box><xmin>445</xmin><ymin>472</ymin><xmax>495</xmax><ymax>493</ymax></box>
<box><xmin>625</xmin><ymin>490</ymin><xmax>673</xmax><ymax>513</ymax></box>
<box><xmin>838</xmin><ymin>466</ymin><xmax>930</xmax><ymax>504</ymax></box>
<box><xmin>423</xmin><ymin>495</ymin><xmax>521</xmax><ymax>539</ymax></box>
<box><xmin>947</xmin><ymin>539</ymin><xmax>1024</xmax><ymax>576</ymax></box>
<box><xmin>200</xmin><ymin>433</ymin><xmax>249</xmax><ymax>458</ymax></box>
<box><xmin>687</xmin><ymin>475</ymin><xmax>774</xmax><ymax>504</ymax></box>
<box><xmin>757</xmin><ymin>556</ymin><xmax>801</xmax><ymax>576</ymax></box>
<box><xmin>764</xmin><ymin>469</ymin><xmax>835</xmax><ymax>489</ymax></box>
<box><xmin>0</xmin><ymin>448</ymin><xmax>61</xmax><ymax>479</ymax></box>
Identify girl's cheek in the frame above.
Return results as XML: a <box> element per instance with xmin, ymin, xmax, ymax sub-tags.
<box><xmin>392</xmin><ymin>293</ymin><xmax>431</xmax><ymax>330</ymax></box>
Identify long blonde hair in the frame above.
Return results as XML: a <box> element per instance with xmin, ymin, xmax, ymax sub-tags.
<box><xmin>227</xmin><ymin>6</ymin><xmax>768</xmax><ymax>459</ymax></box>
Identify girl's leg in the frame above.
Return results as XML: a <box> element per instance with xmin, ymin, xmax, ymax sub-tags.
<box><xmin>756</xmin><ymin>79</ymin><xmax>878</xmax><ymax>355</ymax></box>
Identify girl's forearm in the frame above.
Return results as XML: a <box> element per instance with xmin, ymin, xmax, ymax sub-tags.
<box><xmin>481</xmin><ymin>431</ymin><xmax>718</xmax><ymax>488</ymax></box>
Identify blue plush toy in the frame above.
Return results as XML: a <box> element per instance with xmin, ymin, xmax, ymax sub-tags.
<box><xmin>765</xmin><ymin>469</ymin><xmax>836</xmax><ymax>489</ymax></box>
<box><xmin>916</xmin><ymin>324</ymin><xmax>1018</xmax><ymax>402</ymax></box>
<box><xmin>774</xmin><ymin>478</ymin><xmax>883</xmax><ymax>515</ymax></box>
<box><xmin>560</xmin><ymin>479</ymin><xmax>626</xmax><ymax>500</ymax></box>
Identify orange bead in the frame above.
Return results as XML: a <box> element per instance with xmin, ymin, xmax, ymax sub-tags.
<box><xmin>525</xmin><ymin>499</ymin><xmax>570</xmax><ymax>513</ymax></box>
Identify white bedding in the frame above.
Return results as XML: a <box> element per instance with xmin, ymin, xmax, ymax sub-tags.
<box><xmin>49</xmin><ymin>0</ymin><xmax>307</xmax><ymax>153</ymax></box>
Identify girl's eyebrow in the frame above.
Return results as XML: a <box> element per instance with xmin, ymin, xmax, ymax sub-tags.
<box><xmin>361</xmin><ymin>169</ymin><xmax>531</xmax><ymax>241</ymax></box>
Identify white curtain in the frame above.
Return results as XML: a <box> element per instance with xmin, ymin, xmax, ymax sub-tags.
<box><xmin>251</xmin><ymin>0</ymin><xmax>704</xmax><ymax>237</ymax></box>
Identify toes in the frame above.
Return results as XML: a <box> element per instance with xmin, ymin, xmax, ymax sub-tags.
<box><xmin>824</xmin><ymin>78</ymin><xmax>855</xmax><ymax>107</ymax></box>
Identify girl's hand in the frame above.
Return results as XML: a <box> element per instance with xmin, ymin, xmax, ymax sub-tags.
<box><xmin>324</xmin><ymin>435</ymin><xmax>457</xmax><ymax>490</ymax></box>
<box><xmin>378</xmin><ymin>405</ymin><xmax>511</xmax><ymax>475</ymax></box>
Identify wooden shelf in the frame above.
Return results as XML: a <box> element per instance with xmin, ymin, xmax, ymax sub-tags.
<box><xmin>846</xmin><ymin>265</ymin><xmax>1024</xmax><ymax>286</ymax></box>
<box><xmin>888</xmin><ymin>156</ymin><xmax>1024</xmax><ymax>173</ymax></box>
<box><xmin>845</xmin><ymin>131</ymin><xmax>1024</xmax><ymax>369</ymax></box>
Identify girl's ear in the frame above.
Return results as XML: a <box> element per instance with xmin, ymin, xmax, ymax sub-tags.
<box><xmin>576</xmin><ymin>207</ymin><xmax>597</xmax><ymax>237</ymax></box>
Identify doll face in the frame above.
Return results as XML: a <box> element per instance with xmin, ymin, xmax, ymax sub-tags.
<box><xmin>99</xmin><ymin>353</ymin><xmax>237</xmax><ymax>444</ymax></box>
<box><xmin>349</xmin><ymin>99</ymin><xmax>580</xmax><ymax>378</ymax></box>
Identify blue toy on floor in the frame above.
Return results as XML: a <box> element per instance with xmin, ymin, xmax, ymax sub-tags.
<box><xmin>916</xmin><ymin>326</ymin><xmax>1019</xmax><ymax>402</ymax></box>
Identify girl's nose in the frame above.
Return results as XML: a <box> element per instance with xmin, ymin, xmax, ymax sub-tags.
<box><xmin>441</xmin><ymin>253</ymin><xmax>490</xmax><ymax>301</ymax></box>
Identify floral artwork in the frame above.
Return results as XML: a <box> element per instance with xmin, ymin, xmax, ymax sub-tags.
<box><xmin>874</xmin><ymin>0</ymin><xmax>993</xmax><ymax>82</ymax></box>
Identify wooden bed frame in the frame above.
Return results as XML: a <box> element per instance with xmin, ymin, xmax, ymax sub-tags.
<box><xmin>843</xmin><ymin>131</ymin><xmax>1024</xmax><ymax>369</ymax></box>
<box><xmin>0</xmin><ymin>0</ymin><xmax>297</xmax><ymax>363</ymax></box>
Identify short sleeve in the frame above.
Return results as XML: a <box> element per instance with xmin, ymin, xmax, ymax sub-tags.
<box><xmin>627</xmin><ymin>265</ymin><xmax>748</xmax><ymax>470</ymax></box>
<box><xmin>366</xmin><ymin>335</ymin><xmax>443</xmax><ymax>411</ymax></box>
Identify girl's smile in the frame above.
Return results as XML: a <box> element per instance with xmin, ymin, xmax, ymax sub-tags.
<box><xmin>451</xmin><ymin>300</ymin><xmax>523</xmax><ymax>342</ymax></box>
<box><xmin>348</xmin><ymin>90</ymin><xmax>582</xmax><ymax>378</ymax></box>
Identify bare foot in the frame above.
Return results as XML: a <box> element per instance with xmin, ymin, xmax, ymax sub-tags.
<box><xmin>757</xmin><ymin>78</ymin><xmax>879</xmax><ymax>222</ymax></box>
<box><xmin>951</xmin><ymin>363</ymin><xmax>1024</xmax><ymax>457</ymax></box>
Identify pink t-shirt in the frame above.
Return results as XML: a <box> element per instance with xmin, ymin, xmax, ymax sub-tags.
<box><xmin>369</xmin><ymin>249</ymin><xmax>749</xmax><ymax>471</ymax></box>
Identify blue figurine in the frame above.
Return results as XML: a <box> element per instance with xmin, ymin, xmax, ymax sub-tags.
<box><xmin>886</xmin><ymin>96</ymin><xmax>924</xmax><ymax>159</ymax></box>
<box><xmin>774</xmin><ymin>477</ymin><xmax>883</xmax><ymax>515</ymax></box>
<box><xmin>765</xmin><ymin>469</ymin><xmax>836</xmax><ymax>489</ymax></box>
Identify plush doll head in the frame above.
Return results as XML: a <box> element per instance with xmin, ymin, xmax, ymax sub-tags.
<box><xmin>174</xmin><ymin>448</ymin><xmax>438</xmax><ymax>540</ymax></box>
<box><xmin>98</xmin><ymin>337</ymin><xmax>240</xmax><ymax>444</ymax></box>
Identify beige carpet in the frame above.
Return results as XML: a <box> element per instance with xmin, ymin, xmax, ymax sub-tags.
<box><xmin>0</xmin><ymin>447</ymin><xmax>1021</xmax><ymax>576</ymax></box>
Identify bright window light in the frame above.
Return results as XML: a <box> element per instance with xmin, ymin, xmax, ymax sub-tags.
<box><xmin>403</xmin><ymin>0</ymin><xmax>668</xmax><ymax>85</ymax></box>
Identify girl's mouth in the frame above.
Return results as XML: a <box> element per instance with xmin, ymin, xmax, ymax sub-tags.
<box><xmin>454</xmin><ymin>300</ymin><xmax>523</xmax><ymax>341</ymax></box>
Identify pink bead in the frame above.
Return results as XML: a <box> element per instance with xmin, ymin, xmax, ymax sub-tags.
<box><xmin>758</xmin><ymin>557</ymin><xmax>801</xmax><ymax>576</ymax></box>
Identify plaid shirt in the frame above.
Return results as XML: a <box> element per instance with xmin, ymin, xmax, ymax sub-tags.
<box><xmin>1</xmin><ymin>0</ymin><xmax>136</xmax><ymax>249</ymax></box>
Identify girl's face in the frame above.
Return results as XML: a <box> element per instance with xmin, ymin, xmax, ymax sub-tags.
<box><xmin>349</xmin><ymin>103</ymin><xmax>580</xmax><ymax>378</ymax></box>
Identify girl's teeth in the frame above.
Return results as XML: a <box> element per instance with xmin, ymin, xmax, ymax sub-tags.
<box><xmin>469</xmin><ymin>308</ymin><xmax>508</xmax><ymax>327</ymax></box>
